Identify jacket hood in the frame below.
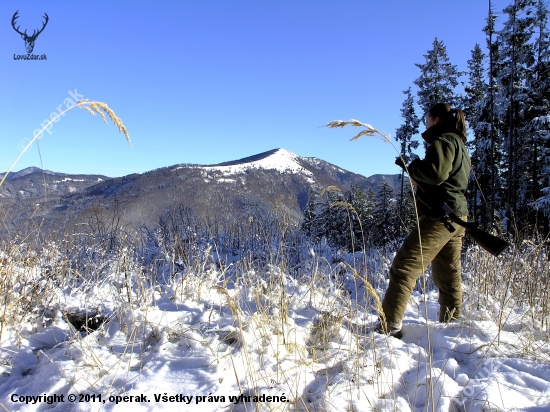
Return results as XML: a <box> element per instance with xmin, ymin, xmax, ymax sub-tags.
<box><xmin>421</xmin><ymin>122</ymin><xmax>464</xmax><ymax>144</ymax></box>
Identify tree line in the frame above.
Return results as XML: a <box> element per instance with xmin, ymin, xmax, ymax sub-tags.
<box><xmin>303</xmin><ymin>0</ymin><xmax>549</xmax><ymax>250</ymax></box>
<box><xmin>301</xmin><ymin>183</ymin><xmax>416</xmax><ymax>254</ymax></box>
<box><xmin>459</xmin><ymin>0</ymin><xmax>550</xmax><ymax>238</ymax></box>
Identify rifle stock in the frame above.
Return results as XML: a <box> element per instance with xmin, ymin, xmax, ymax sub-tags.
<box><xmin>443</xmin><ymin>208</ymin><xmax>509</xmax><ymax>257</ymax></box>
<box><xmin>464</xmin><ymin>225</ymin><xmax>509</xmax><ymax>257</ymax></box>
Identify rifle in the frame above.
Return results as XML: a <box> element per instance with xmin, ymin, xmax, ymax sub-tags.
<box><xmin>440</xmin><ymin>203</ymin><xmax>509</xmax><ymax>257</ymax></box>
<box><xmin>396</xmin><ymin>159</ymin><xmax>509</xmax><ymax>257</ymax></box>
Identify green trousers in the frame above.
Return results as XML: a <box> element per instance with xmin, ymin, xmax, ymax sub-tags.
<box><xmin>381</xmin><ymin>215</ymin><xmax>466</xmax><ymax>330</ymax></box>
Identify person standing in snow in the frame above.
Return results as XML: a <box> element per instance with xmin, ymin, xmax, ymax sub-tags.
<box><xmin>377</xmin><ymin>103</ymin><xmax>471</xmax><ymax>338</ymax></box>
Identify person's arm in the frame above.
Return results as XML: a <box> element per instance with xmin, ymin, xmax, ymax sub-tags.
<box><xmin>407</xmin><ymin>138</ymin><xmax>455</xmax><ymax>185</ymax></box>
<box><xmin>395</xmin><ymin>157</ymin><xmax>418</xmax><ymax>187</ymax></box>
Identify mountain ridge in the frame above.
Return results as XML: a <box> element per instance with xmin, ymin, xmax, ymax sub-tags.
<box><xmin>0</xmin><ymin>148</ymin><xmax>400</xmax><ymax>234</ymax></box>
<box><xmin>0</xmin><ymin>166</ymin><xmax>66</xmax><ymax>181</ymax></box>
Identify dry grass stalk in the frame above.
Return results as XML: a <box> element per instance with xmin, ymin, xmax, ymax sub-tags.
<box><xmin>344</xmin><ymin>263</ymin><xmax>385</xmax><ymax>325</ymax></box>
<box><xmin>330</xmin><ymin>117</ymin><xmax>436</xmax><ymax>410</ymax></box>
<box><xmin>330</xmin><ymin>201</ymin><xmax>354</xmax><ymax>210</ymax></box>
<box><xmin>77</xmin><ymin>100</ymin><xmax>131</xmax><ymax>146</ymax></box>
<box><xmin>0</xmin><ymin>99</ymin><xmax>131</xmax><ymax>188</ymax></box>
<box><xmin>320</xmin><ymin>185</ymin><xmax>342</xmax><ymax>196</ymax></box>
<box><xmin>326</xmin><ymin>119</ymin><xmax>390</xmax><ymax>142</ymax></box>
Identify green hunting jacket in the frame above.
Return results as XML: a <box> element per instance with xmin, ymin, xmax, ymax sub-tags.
<box><xmin>407</xmin><ymin>122</ymin><xmax>470</xmax><ymax>217</ymax></box>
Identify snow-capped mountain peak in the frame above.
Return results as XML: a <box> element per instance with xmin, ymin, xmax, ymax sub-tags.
<box><xmin>198</xmin><ymin>148</ymin><xmax>313</xmax><ymax>176</ymax></box>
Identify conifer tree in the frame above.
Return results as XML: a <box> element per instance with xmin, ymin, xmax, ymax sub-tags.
<box><xmin>397</xmin><ymin>186</ymin><xmax>417</xmax><ymax>235</ymax></box>
<box><xmin>482</xmin><ymin>0</ymin><xmax>502</xmax><ymax>229</ymax></box>
<box><xmin>319</xmin><ymin>189</ymin><xmax>351</xmax><ymax>252</ymax></box>
<box><xmin>495</xmin><ymin>0</ymin><xmax>537</xmax><ymax>232</ymax></box>
<box><xmin>464</xmin><ymin>44</ymin><xmax>490</xmax><ymax>227</ymax></box>
<box><xmin>323</xmin><ymin>185</ymin><xmax>373</xmax><ymax>253</ymax></box>
<box><xmin>464</xmin><ymin>44</ymin><xmax>487</xmax><ymax>127</ymax></box>
<box><xmin>530</xmin><ymin>0</ymin><xmax>550</xmax><ymax>231</ymax></box>
<box><xmin>372</xmin><ymin>182</ymin><xmax>397</xmax><ymax>253</ymax></box>
<box><xmin>394</xmin><ymin>87</ymin><xmax>420</xmax><ymax>235</ymax></box>
<box><xmin>307</xmin><ymin>184</ymin><xmax>386</xmax><ymax>253</ymax></box>
<box><xmin>346</xmin><ymin>184</ymin><xmax>369</xmax><ymax>250</ymax></box>
<box><xmin>302</xmin><ymin>187</ymin><xmax>318</xmax><ymax>240</ymax></box>
<box><xmin>363</xmin><ymin>187</ymin><xmax>377</xmax><ymax>245</ymax></box>
<box><xmin>414</xmin><ymin>38</ymin><xmax>462</xmax><ymax>122</ymax></box>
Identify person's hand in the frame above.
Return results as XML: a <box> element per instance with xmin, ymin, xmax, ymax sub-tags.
<box><xmin>395</xmin><ymin>157</ymin><xmax>407</xmax><ymax>170</ymax></box>
<box><xmin>410</xmin><ymin>178</ymin><xmax>418</xmax><ymax>189</ymax></box>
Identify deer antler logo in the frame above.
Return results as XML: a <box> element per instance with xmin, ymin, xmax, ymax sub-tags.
<box><xmin>11</xmin><ymin>11</ymin><xmax>49</xmax><ymax>54</ymax></box>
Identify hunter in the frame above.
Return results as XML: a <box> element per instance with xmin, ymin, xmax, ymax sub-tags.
<box><xmin>377</xmin><ymin>103</ymin><xmax>471</xmax><ymax>339</ymax></box>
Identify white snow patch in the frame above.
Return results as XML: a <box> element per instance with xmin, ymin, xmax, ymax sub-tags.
<box><xmin>55</xmin><ymin>178</ymin><xmax>85</xmax><ymax>183</ymax></box>
<box><xmin>202</xmin><ymin>149</ymin><xmax>313</xmax><ymax>177</ymax></box>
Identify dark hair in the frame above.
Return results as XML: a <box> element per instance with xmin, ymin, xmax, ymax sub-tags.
<box><xmin>428</xmin><ymin>103</ymin><xmax>467</xmax><ymax>143</ymax></box>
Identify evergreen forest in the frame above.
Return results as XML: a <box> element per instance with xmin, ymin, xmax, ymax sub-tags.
<box><xmin>304</xmin><ymin>0</ymin><xmax>550</xmax><ymax>251</ymax></box>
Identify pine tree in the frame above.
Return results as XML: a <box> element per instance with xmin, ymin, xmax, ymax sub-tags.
<box><xmin>346</xmin><ymin>184</ymin><xmax>369</xmax><ymax>250</ymax></box>
<box><xmin>304</xmin><ymin>185</ymin><xmax>375</xmax><ymax>252</ymax></box>
<box><xmin>464</xmin><ymin>44</ymin><xmax>491</xmax><ymax>228</ymax></box>
<box><xmin>414</xmin><ymin>38</ymin><xmax>462</xmax><ymax>121</ymax></box>
<box><xmin>483</xmin><ymin>0</ymin><xmax>502</xmax><ymax>229</ymax></box>
<box><xmin>394</xmin><ymin>87</ymin><xmax>420</xmax><ymax>235</ymax></box>
<box><xmin>464</xmin><ymin>45</ymin><xmax>487</xmax><ymax>126</ymax></box>
<box><xmin>397</xmin><ymin>186</ymin><xmax>417</xmax><ymax>235</ymax></box>
<box><xmin>302</xmin><ymin>187</ymin><xmax>317</xmax><ymax>240</ymax></box>
<box><xmin>495</xmin><ymin>0</ymin><xmax>537</xmax><ymax>232</ymax></box>
<box><xmin>533</xmin><ymin>115</ymin><xmax>550</xmax><ymax>223</ymax></box>
<box><xmin>318</xmin><ymin>185</ymin><xmax>375</xmax><ymax>253</ymax></box>
<box><xmin>319</xmin><ymin>189</ymin><xmax>351</xmax><ymax>252</ymax></box>
<box><xmin>363</xmin><ymin>187</ymin><xmax>377</xmax><ymax>245</ymax></box>
<box><xmin>372</xmin><ymin>182</ymin><xmax>398</xmax><ymax>254</ymax></box>
<box><xmin>530</xmin><ymin>0</ymin><xmax>550</xmax><ymax>232</ymax></box>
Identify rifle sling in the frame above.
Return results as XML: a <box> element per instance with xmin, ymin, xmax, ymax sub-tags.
<box><xmin>398</xmin><ymin>160</ymin><xmax>477</xmax><ymax>233</ymax></box>
<box><xmin>441</xmin><ymin>204</ymin><xmax>479</xmax><ymax>231</ymax></box>
<box><xmin>413</xmin><ymin>182</ymin><xmax>478</xmax><ymax>233</ymax></box>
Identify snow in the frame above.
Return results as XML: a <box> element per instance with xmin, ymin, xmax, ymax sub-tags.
<box><xmin>1</xmin><ymin>255</ymin><xmax>549</xmax><ymax>411</ymax></box>
<box><xmin>55</xmin><ymin>178</ymin><xmax>85</xmax><ymax>183</ymax></box>
<box><xmin>171</xmin><ymin>149</ymin><xmax>318</xmax><ymax>185</ymax></box>
<box><xmin>534</xmin><ymin>115</ymin><xmax>550</xmax><ymax>125</ymax></box>
<box><xmin>197</xmin><ymin>149</ymin><xmax>313</xmax><ymax>177</ymax></box>
<box><xmin>301</xmin><ymin>156</ymin><xmax>345</xmax><ymax>173</ymax></box>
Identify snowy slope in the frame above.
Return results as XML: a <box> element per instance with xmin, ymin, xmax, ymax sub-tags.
<box><xmin>1</xmin><ymin>253</ymin><xmax>549</xmax><ymax>412</ymax></box>
<box><xmin>200</xmin><ymin>148</ymin><xmax>314</xmax><ymax>177</ymax></box>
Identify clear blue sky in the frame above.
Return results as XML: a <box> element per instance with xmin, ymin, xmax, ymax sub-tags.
<box><xmin>1</xmin><ymin>0</ymin><xmax>490</xmax><ymax>178</ymax></box>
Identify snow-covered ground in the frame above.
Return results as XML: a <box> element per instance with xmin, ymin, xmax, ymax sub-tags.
<box><xmin>1</xmin><ymin>248</ymin><xmax>549</xmax><ymax>412</ymax></box>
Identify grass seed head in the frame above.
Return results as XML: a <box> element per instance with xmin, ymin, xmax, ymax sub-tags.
<box><xmin>320</xmin><ymin>185</ymin><xmax>342</xmax><ymax>196</ymax></box>
<box><xmin>327</xmin><ymin>119</ymin><xmax>390</xmax><ymax>143</ymax></box>
<box><xmin>77</xmin><ymin>100</ymin><xmax>132</xmax><ymax>147</ymax></box>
